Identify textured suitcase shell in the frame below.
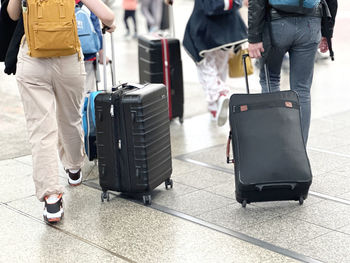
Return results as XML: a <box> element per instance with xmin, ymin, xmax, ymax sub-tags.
<box><xmin>95</xmin><ymin>84</ymin><xmax>172</xmax><ymax>196</ymax></box>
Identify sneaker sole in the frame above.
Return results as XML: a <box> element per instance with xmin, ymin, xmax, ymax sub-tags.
<box><xmin>43</xmin><ymin>212</ymin><xmax>64</xmax><ymax>223</ymax></box>
<box><xmin>217</xmin><ymin>98</ymin><xmax>229</xmax><ymax>127</ymax></box>
<box><xmin>68</xmin><ymin>176</ymin><xmax>82</xmax><ymax>186</ymax></box>
<box><xmin>68</xmin><ymin>180</ymin><xmax>82</xmax><ymax>187</ymax></box>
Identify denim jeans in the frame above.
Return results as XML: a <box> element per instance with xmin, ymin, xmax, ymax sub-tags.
<box><xmin>259</xmin><ymin>16</ymin><xmax>321</xmax><ymax>144</ymax></box>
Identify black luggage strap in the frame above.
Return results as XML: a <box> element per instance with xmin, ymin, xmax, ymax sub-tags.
<box><xmin>226</xmin><ymin>131</ymin><xmax>234</xmax><ymax>164</ymax></box>
<box><xmin>233</xmin><ymin>100</ymin><xmax>299</xmax><ymax>113</ymax></box>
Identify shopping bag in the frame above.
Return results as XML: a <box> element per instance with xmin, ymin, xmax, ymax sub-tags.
<box><xmin>228</xmin><ymin>48</ymin><xmax>253</xmax><ymax>78</ymax></box>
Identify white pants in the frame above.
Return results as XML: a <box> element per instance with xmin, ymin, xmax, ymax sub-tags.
<box><xmin>196</xmin><ymin>49</ymin><xmax>230</xmax><ymax>111</ymax></box>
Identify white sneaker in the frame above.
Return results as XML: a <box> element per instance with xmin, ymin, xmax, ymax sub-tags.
<box><xmin>43</xmin><ymin>194</ymin><xmax>64</xmax><ymax>223</ymax></box>
<box><xmin>216</xmin><ymin>94</ymin><xmax>229</xmax><ymax>127</ymax></box>
<box><xmin>66</xmin><ymin>169</ymin><xmax>82</xmax><ymax>186</ymax></box>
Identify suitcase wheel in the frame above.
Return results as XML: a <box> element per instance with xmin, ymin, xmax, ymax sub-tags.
<box><xmin>242</xmin><ymin>200</ymin><xmax>247</xmax><ymax>208</ymax></box>
<box><xmin>165</xmin><ymin>178</ymin><xmax>173</xmax><ymax>190</ymax></box>
<box><xmin>299</xmin><ymin>196</ymin><xmax>304</xmax><ymax>205</ymax></box>
<box><xmin>101</xmin><ymin>191</ymin><xmax>110</xmax><ymax>202</ymax></box>
<box><xmin>142</xmin><ymin>194</ymin><xmax>152</xmax><ymax>205</ymax></box>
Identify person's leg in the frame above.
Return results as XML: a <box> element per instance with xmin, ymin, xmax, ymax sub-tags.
<box><xmin>215</xmin><ymin>49</ymin><xmax>230</xmax><ymax>88</ymax></box>
<box><xmin>16</xmin><ymin>41</ymin><xmax>64</xmax><ymax>202</ymax></box>
<box><xmin>213</xmin><ymin>50</ymin><xmax>230</xmax><ymax>126</ymax></box>
<box><xmin>197</xmin><ymin>50</ymin><xmax>229</xmax><ymax>126</ymax></box>
<box><xmin>151</xmin><ymin>0</ymin><xmax>163</xmax><ymax>31</ymax></box>
<box><xmin>131</xmin><ymin>10</ymin><xmax>137</xmax><ymax>36</ymax></box>
<box><xmin>54</xmin><ymin>53</ymin><xmax>86</xmax><ymax>185</ymax></box>
<box><xmin>141</xmin><ymin>0</ymin><xmax>155</xmax><ymax>30</ymax></box>
<box><xmin>259</xmin><ymin>18</ymin><xmax>292</xmax><ymax>93</ymax></box>
<box><xmin>289</xmin><ymin>17</ymin><xmax>321</xmax><ymax>144</ymax></box>
<box><xmin>197</xmin><ymin>51</ymin><xmax>220</xmax><ymax>112</ymax></box>
<box><xmin>84</xmin><ymin>60</ymin><xmax>96</xmax><ymax>94</ymax></box>
<box><xmin>124</xmin><ymin>10</ymin><xmax>130</xmax><ymax>36</ymax></box>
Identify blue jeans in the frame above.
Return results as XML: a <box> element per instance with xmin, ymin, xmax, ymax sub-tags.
<box><xmin>260</xmin><ymin>16</ymin><xmax>321</xmax><ymax>144</ymax></box>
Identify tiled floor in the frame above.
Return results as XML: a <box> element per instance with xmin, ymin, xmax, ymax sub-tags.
<box><xmin>1</xmin><ymin>0</ymin><xmax>350</xmax><ymax>262</ymax></box>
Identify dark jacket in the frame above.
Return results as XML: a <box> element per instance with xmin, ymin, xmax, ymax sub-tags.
<box><xmin>183</xmin><ymin>0</ymin><xmax>248</xmax><ymax>63</ymax></box>
<box><xmin>0</xmin><ymin>0</ymin><xmax>24</xmax><ymax>75</ymax></box>
<box><xmin>248</xmin><ymin>0</ymin><xmax>338</xmax><ymax>43</ymax></box>
<box><xmin>0</xmin><ymin>0</ymin><xmax>18</xmax><ymax>61</ymax></box>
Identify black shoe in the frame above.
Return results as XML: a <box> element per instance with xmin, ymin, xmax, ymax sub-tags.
<box><xmin>66</xmin><ymin>169</ymin><xmax>82</xmax><ymax>186</ymax></box>
<box><xmin>43</xmin><ymin>194</ymin><xmax>64</xmax><ymax>223</ymax></box>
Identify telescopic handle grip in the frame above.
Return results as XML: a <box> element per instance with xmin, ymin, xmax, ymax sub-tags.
<box><xmin>101</xmin><ymin>29</ymin><xmax>116</xmax><ymax>91</ymax></box>
<box><xmin>242</xmin><ymin>53</ymin><xmax>250</xmax><ymax>94</ymax></box>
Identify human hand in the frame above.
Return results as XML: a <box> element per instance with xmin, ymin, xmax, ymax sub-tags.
<box><xmin>102</xmin><ymin>23</ymin><xmax>116</xmax><ymax>33</ymax></box>
<box><xmin>98</xmin><ymin>50</ymin><xmax>110</xmax><ymax>64</ymax></box>
<box><xmin>164</xmin><ymin>0</ymin><xmax>173</xmax><ymax>5</ymax></box>
<box><xmin>319</xmin><ymin>37</ymin><xmax>329</xmax><ymax>53</ymax></box>
<box><xmin>243</xmin><ymin>0</ymin><xmax>248</xmax><ymax>7</ymax></box>
<box><xmin>248</xmin><ymin>42</ymin><xmax>264</xmax><ymax>58</ymax></box>
<box><xmin>107</xmin><ymin>23</ymin><xmax>116</xmax><ymax>33</ymax></box>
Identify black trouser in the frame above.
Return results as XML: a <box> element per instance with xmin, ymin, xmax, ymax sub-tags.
<box><xmin>124</xmin><ymin>10</ymin><xmax>137</xmax><ymax>33</ymax></box>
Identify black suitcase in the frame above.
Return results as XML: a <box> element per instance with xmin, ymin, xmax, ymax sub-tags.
<box><xmin>227</xmin><ymin>55</ymin><xmax>312</xmax><ymax>208</ymax></box>
<box><xmin>95</xmin><ymin>31</ymin><xmax>173</xmax><ymax>205</ymax></box>
<box><xmin>95</xmin><ymin>83</ymin><xmax>173</xmax><ymax>205</ymax></box>
<box><xmin>138</xmin><ymin>34</ymin><xmax>184</xmax><ymax>123</ymax></box>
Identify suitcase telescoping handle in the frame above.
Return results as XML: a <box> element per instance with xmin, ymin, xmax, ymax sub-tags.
<box><xmin>102</xmin><ymin>26</ymin><xmax>117</xmax><ymax>91</ymax></box>
<box><xmin>242</xmin><ymin>54</ymin><xmax>271</xmax><ymax>94</ymax></box>
<box><xmin>167</xmin><ymin>0</ymin><xmax>175</xmax><ymax>37</ymax></box>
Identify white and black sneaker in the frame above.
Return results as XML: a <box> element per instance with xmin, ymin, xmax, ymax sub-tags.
<box><xmin>216</xmin><ymin>93</ymin><xmax>230</xmax><ymax>127</ymax></box>
<box><xmin>66</xmin><ymin>169</ymin><xmax>82</xmax><ymax>186</ymax></box>
<box><xmin>43</xmin><ymin>194</ymin><xmax>64</xmax><ymax>223</ymax></box>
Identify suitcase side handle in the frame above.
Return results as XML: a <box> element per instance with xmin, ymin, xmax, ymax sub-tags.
<box><xmin>256</xmin><ymin>183</ymin><xmax>297</xmax><ymax>191</ymax></box>
<box><xmin>226</xmin><ymin>131</ymin><xmax>235</xmax><ymax>164</ymax></box>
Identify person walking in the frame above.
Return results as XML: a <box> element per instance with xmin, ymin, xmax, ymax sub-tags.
<box><xmin>166</xmin><ymin>0</ymin><xmax>247</xmax><ymax>126</ymax></box>
<box><xmin>6</xmin><ymin>0</ymin><xmax>115</xmax><ymax>223</ymax></box>
<box><xmin>247</xmin><ymin>0</ymin><xmax>338</xmax><ymax>144</ymax></box>
<box><xmin>141</xmin><ymin>0</ymin><xmax>163</xmax><ymax>32</ymax></box>
<box><xmin>123</xmin><ymin>0</ymin><xmax>138</xmax><ymax>38</ymax></box>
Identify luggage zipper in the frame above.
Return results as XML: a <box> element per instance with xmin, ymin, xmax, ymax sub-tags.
<box><xmin>110</xmin><ymin>104</ymin><xmax>114</xmax><ymax>117</ymax></box>
<box><xmin>109</xmin><ymin>103</ymin><xmax>122</xmax><ymax>150</ymax></box>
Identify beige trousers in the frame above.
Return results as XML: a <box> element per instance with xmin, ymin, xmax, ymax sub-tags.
<box><xmin>16</xmin><ymin>40</ymin><xmax>86</xmax><ymax>201</ymax></box>
<box><xmin>84</xmin><ymin>60</ymin><xmax>97</xmax><ymax>94</ymax></box>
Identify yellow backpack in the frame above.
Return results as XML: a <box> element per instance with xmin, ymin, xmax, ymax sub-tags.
<box><xmin>22</xmin><ymin>0</ymin><xmax>81</xmax><ymax>58</ymax></box>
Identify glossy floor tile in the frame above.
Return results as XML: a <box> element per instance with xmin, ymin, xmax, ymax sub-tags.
<box><xmin>6</xmin><ymin>185</ymin><xmax>293</xmax><ymax>263</ymax></box>
<box><xmin>1</xmin><ymin>0</ymin><xmax>350</xmax><ymax>262</ymax></box>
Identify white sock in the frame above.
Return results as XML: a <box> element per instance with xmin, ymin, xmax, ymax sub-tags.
<box><xmin>69</xmin><ymin>169</ymin><xmax>80</xmax><ymax>174</ymax></box>
<box><xmin>46</xmin><ymin>195</ymin><xmax>59</xmax><ymax>204</ymax></box>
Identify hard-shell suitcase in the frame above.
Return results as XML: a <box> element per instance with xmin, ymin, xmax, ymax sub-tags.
<box><xmin>138</xmin><ymin>35</ymin><xmax>184</xmax><ymax>123</ymax></box>
<box><xmin>227</xmin><ymin>54</ymin><xmax>312</xmax><ymax>207</ymax></box>
<box><xmin>138</xmin><ymin>6</ymin><xmax>184</xmax><ymax>123</ymax></box>
<box><xmin>95</xmin><ymin>31</ymin><xmax>173</xmax><ymax>205</ymax></box>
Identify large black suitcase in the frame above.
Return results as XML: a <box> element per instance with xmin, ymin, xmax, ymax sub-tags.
<box><xmin>227</xmin><ymin>55</ymin><xmax>312</xmax><ymax>207</ymax></box>
<box><xmin>95</xmin><ymin>83</ymin><xmax>173</xmax><ymax>205</ymax></box>
<box><xmin>138</xmin><ymin>34</ymin><xmax>184</xmax><ymax>123</ymax></box>
<box><xmin>95</xmin><ymin>31</ymin><xmax>173</xmax><ymax>205</ymax></box>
